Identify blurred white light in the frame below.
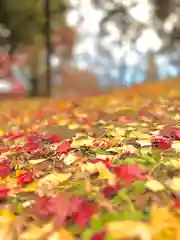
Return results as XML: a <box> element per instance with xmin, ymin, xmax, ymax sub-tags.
<box><xmin>110</xmin><ymin>45</ymin><xmax>123</xmax><ymax>63</ymax></box>
<box><xmin>78</xmin><ymin>0</ymin><xmax>104</xmax><ymax>34</ymax></box>
<box><xmin>100</xmin><ymin>37</ymin><xmax>112</xmax><ymax>48</ymax></box>
<box><xmin>74</xmin><ymin>38</ymin><xmax>97</xmax><ymax>56</ymax></box>
<box><xmin>105</xmin><ymin>21</ymin><xmax>121</xmax><ymax>39</ymax></box>
<box><xmin>66</xmin><ymin>9</ymin><xmax>80</xmax><ymax>27</ymax></box>
<box><xmin>129</xmin><ymin>0</ymin><xmax>153</xmax><ymax>23</ymax></box>
<box><xmin>121</xmin><ymin>0</ymin><xmax>133</xmax><ymax>7</ymax></box>
<box><xmin>125</xmin><ymin>51</ymin><xmax>139</xmax><ymax>65</ymax></box>
<box><xmin>75</xmin><ymin>58</ymin><xmax>89</xmax><ymax>70</ymax></box>
<box><xmin>163</xmin><ymin>13</ymin><xmax>178</xmax><ymax>33</ymax></box>
<box><xmin>136</xmin><ymin>29</ymin><xmax>163</xmax><ymax>53</ymax></box>
<box><xmin>50</xmin><ymin>55</ymin><xmax>60</xmax><ymax>68</ymax></box>
<box><xmin>66</xmin><ymin>0</ymin><xmax>80</xmax><ymax>7</ymax></box>
<box><xmin>81</xmin><ymin>10</ymin><xmax>104</xmax><ymax>34</ymax></box>
<box><xmin>0</xmin><ymin>80</ymin><xmax>12</xmax><ymax>93</ymax></box>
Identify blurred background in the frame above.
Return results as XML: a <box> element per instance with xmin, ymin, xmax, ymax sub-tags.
<box><xmin>0</xmin><ymin>0</ymin><xmax>180</xmax><ymax>98</ymax></box>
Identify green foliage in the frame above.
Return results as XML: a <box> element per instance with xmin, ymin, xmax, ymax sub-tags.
<box><xmin>1</xmin><ymin>0</ymin><xmax>66</xmax><ymax>44</ymax></box>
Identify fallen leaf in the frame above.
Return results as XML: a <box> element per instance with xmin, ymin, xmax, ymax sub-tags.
<box><xmin>145</xmin><ymin>180</ymin><xmax>165</xmax><ymax>192</ymax></box>
<box><xmin>37</xmin><ymin>173</ymin><xmax>72</xmax><ymax>195</ymax></box>
<box><xmin>71</xmin><ymin>137</ymin><xmax>94</xmax><ymax>148</ymax></box>
<box><xmin>63</xmin><ymin>153</ymin><xmax>78</xmax><ymax>165</ymax></box>
<box><xmin>20</xmin><ymin>222</ymin><xmax>53</xmax><ymax>240</ymax></box>
<box><xmin>95</xmin><ymin>162</ymin><xmax>116</xmax><ymax>185</ymax></box>
<box><xmin>59</xmin><ymin>227</ymin><xmax>77</xmax><ymax>240</ymax></box>
<box><xmin>150</xmin><ymin>205</ymin><xmax>180</xmax><ymax>240</ymax></box>
<box><xmin>107</xmin><ymin>220</ymin><xmax>151</xmax><ymax>240</ymax></box>
<box><xmin>166</xmin><ymin>177</ymin><xmax>180</xmax><ymax>192</ymax></box>
<box><xmin>29</xmin><ymin>158</ymin><xmax>47</xmax><ymax>164</ymax></box>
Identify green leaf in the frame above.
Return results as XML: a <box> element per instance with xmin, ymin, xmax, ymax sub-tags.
<box><xmin>111</xmin><ymin>195</ymin><xmax>123</xmax><ymax>205</ymax></box>
<box><xmin>139</xmin><ymin>147</ymin><xmax>152</xmax><ymax>157</ymax></box>
<box><xmin>67</xmin><ymin>224</ymin><xmax>80</xmax><ymax>235</ymax></box>
<box><xmin>152</xmin><ymin>149</ymin><xmax>161</xmax><ymax>161</ymax></box>
<box><xmin>82</xmin><ymin>228</ymin><xmax>94</xmax><ymax>240</ymax></box>
<box><xmin>117</xmin><ymin>189</ymin><xmax>129</xmax><ymax>201</ymax></box>
<box><xmin>94</xmin><ymin>149</ymin><xmax>112</xmax><ymax>155</ymax></box>
<box><xmin>101</xmin><ymin>210</ymin><xmax>147</xmax><ymax>223</ymax></box>
<box><xmin>132</xmin><ymin>180</ymin><xmax>146</xmax><ymax>194</ymax></box>
<box><xmin>16</xmin><ymin>201</ymin><xmax>24</xmax><ymax>213</ymax></box>
<box><xmin>90</xmin><ymin>215</ymin><xmax>103</xmax><ymax>231</ymax></box>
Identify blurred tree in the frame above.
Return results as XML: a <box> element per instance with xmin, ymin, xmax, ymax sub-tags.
<box><xmin>68</xmin><ymin>0</ymin><xmax>180</xmax><ymax>85</ymax></box>
<box><xmin>0</xmin><ymin>0</ymin><xmax>67</xmax><ymax>96</ymax></box>
<box><xmin>0</xmin><ymin>0</ymin><xmax>67</xmax><ymax>47</ymax></box>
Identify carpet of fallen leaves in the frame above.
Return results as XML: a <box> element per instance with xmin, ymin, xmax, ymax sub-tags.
<box><xmin>1</xmin><ymin>84</ymin><xmax>180</xmax><ymax>240</ymax></box>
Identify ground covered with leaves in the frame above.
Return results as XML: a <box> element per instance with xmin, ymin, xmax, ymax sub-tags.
<box><xmin>1</xmin><ymin>91</ymin><xmax>180</xmax><ymax>239</ymax></box>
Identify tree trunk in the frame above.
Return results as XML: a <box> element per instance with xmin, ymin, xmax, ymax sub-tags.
<box><xmin>146</xmin><ymin>51</ymin><xmax>158</xmax><ymax>82</ymax></box>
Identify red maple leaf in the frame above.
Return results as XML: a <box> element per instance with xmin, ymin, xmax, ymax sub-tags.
<box><xmin>91</xmin><ymin>230</ymin><xmax>107</xmax><ymax>240</ymax></box>
<box><xmin>48</xmin><ymin>134</ymin><xmax>61</xmax><ymax>143</ymax></box>
<box><xmin>81</xmin><ymin>117</ymin><xmax>92</xmax><ymax>125</ymax></box>
<box><xmin>159</xmin><ymin>124</ymin><xmax>180</xmax><ymax>140</ymax></box>
<box><xmin>103</xmin><ymin>184</ymin><xmax>120</xmax><ymax>198</ymax></box>
<box><xmin>0</xmin><ymin>146</ymin><xmax>9</xmax><ymax>154</ymax></box>
<box><xmin>0</xmin><ymin>163</ymin><xmax>12</xmax><ymax>178</ymax></box>
<box><xmin>0</xmin><ymin>187</ymin><xmax>9</xmax><ymax>199</ymax></box>
<box><xmin>25</xmin><ymin>142</ymin><xmax>40</xmax><ymax>153</ymax></box>
<box><xmin>74</xmin><ymin>202</ymin><xmax>97</xmax><ymax>227</ymax></box>
<box><xmin>92</xmin><ymin>157</ymin><xmax>112</xmax><ymax>169</ymax></box>
<box><xmin>119</xmin><ymin>115</ymin><xmax>136</xmax><ymax>123</ymax></box>
<box><xmin>151</xmin><ymin>136</ymin><xmax>172</xmax><ymax>150</ymax></box>
<box><xmin>173</xmin><ymin>199</ymin><xmax>180</xmax><ymax>209</ymax></box>
<box><xmin>57</xmin><ymin>141</ymin><xmax>72</xmax><ymax>156</ymax></box>
<box><xmin>35</xmin><ymin>195</ymin><xmax>64</xmax><ymax>220</ymax></box>
<box><xmin>113</xmin><ymin>164</ymin><xmax>148</xmax><ymax>184</ymax></box>
<box><xmin>35</xmin><ymin>193</ymin><xmax>81</xmax><ymax>228</ymax></box>
<box><xmin>68</xmin><ymin>196</ymin><xmax>84</xmax><ymax>215</ymax></box>
<box><xmin>17</xmin><ymin>171</ymin><xmax>34</xmax><ymax>185</ymax></box>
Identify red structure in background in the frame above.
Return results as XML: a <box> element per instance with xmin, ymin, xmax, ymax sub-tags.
<box><xmin>0</xmin><ymin>53</ymin><xmax>27</xmax><ymax>98</ymax></box>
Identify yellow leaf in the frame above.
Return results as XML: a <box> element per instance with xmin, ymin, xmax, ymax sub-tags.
<box><xmin>136</xmin><ymin>139</ymin><xmax>151</xmax><ymax>147</ymax></box>
<box><xmin>59</xmin><ymin>119</ymin><xmax>69</xmax><ymax>126</ymax></box>
<box><xmin>153</xmin><ymin>226</ymin><xmax>180</xmax><ymax>240</ymax></box>
<box><xmin>68</xmin><ymin>124</ymin><xmax>80</xmax><ymax>130</ymax></box>
<box><xmin>21</xmin><ymin>223</ymin><xmax>53</xmax><ymax>240</ymax></box>
<box><xmin>48</xmin><ymin>232</ymin><xmax>60</xmax><ymax>240</ymax></box>
<box><xmin>0</xmin><ymin>129</ymin><xmax>4</xmax><ymax>136</ymax></box>
<box><xmin>145</xmin><ymin>180</ymin><xmax>165</xmax><ymax>192</ymax></box>
<box><xmin>150</xmin><ymin>205</ymin><xmax>180</xmax><ymax>240</ymax></box>
<box><xmin>21</xmin><ymin>181</ymin><xmax>38</xmax><ymax>192</ymax></box>
<box><xmin>107</xmin><ymin>220</ymin><xmax>151</xmax><ymax>240</ymax></box>
<box><xmin>95</xmin><ymin>162</ymin><xmax>116</xmax><ymax>185</ymax></box>
<box><xmin>164</xmin><ymin>159</ymin><xmax>180</xmax><ymax>169</ymax></box>
<box><xmin>63</xmin><ymin>153</ymin><xmax>78</xmax><ymax>165</ymax></box>
<box><xmin>71</xmin><ymin>137</ymin><xmax>94</xmax><ymax>148</ymax></box>
<box><xmin>104</xmin><ymin>125</ymin><xmax>115</xmax><ymax>129</ymax></box>
<box><xmin>0</xmin><ymin>223</ymin><xmax>14</xmax><ymax>240</ymax></box>
<box><xmin>59</xmin><ymin>228</ymin><xmax>77</xmax><ymax>240</ymax></box>
<box><xmin>29</xmin><ymin>158</ymin><xmax>47</xmax><ymax>164</ymax></box>
<box><xmin>37</xmin><ymin>172</ymin><xmax>72</xmax><ymax>195</ymax></box>
<box><xmin>16</xmin><ymin>170</ymin><xmax>25</xmax><ymax>177</ymax></box>
<box><xmin>172</xmin><ymin>141</ymin><xmax>180</xmax><ymax>152</ymax></box>
<box><xmin>0</xmin><ymin>209</ymin><xmax>15</xmax><ymax>222</ymax></box>
<box><xmin>166</xmin><ymin>177</ymin><xmax>180</xmax><ymax>192</ymax></box>
<box><xmin>82</xmin><ymin>162</ymin><xmax>97</xmax><ymax>174</ymax></box>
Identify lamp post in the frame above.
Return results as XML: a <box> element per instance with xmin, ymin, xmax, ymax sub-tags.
<box><xmin>44</xmin><ymin>0</ymin><xmax>51</xmax><ymax>97</ymax></box>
